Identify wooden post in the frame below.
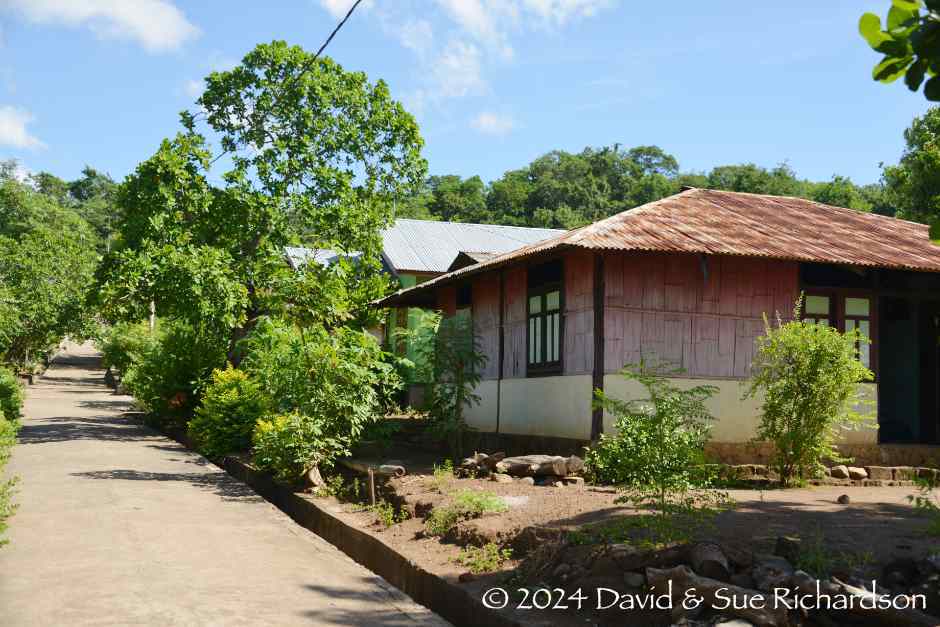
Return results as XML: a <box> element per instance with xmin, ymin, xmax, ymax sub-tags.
<box><xmin>591</xmin><ymin>253</ymin><xmax>605</xmax><ymax>441</ymax></box>
<box><xmin>368</xmin><ymin>468</ymin><xmax>376</xmax><ymax>506</ymax></box>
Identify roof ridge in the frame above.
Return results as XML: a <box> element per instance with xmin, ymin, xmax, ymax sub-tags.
<box><xmin>392</xmin><ymin>217</ymin><xmax>564</xmax><ymax>232</ymax></box>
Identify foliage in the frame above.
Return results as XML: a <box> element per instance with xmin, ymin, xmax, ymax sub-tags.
<box><xmin>98</xmin><ymin>322</ymin><xmax>157</xmax><ymax>375</ymax></box>
<box><xmin>424</xmin><ymin>489</ymin><xmax>507</xmax><ymax>536</ymax></box>
<box><xmin>121</xmin><ymin>320</ymin><xmax>228</xmax><ymax>429</ymax></box>
<box><xmin>746</xmin><ymin>301</ymin><xmax>875</xmax><ymax>486</ymax></box>
<box><xmin>314</xmin><ymin>474</ymin><xmax>363</xmax><ymax>501</ymax></box>
<box><xmin>368</xmin><ymin>500</ymin><xmax>409</xmax><ymax>528</ymax></box>
<box><xmin>251</xmin><ymin>412</ymin><xmax>323</xmax><ymax>482</ymax></box>
<box><xmin>0</xmin><ymin>174</ymin><xmax>99</xmax><ymax>369</ymax></box>
<box><xmin>419</xmin><ymin>314</ymin><xmax>487</xmax><ymax>461</ymax></box>
<box><xmin>430</xmin><ymin>459</ymin><xmax>455</xmax><ymax>493</ymax></box>
<box><xmin>0</xmin><ymin>368</ymin><xmax>23</xmax><ymax>421</ymax></box>
<box><xmin>859</xmin><ymin>0</ymin><xmax>940</xmax><ymax>101</ymax></box>
<box><xmin>188</xmin><ymin>366</ymin><xmax>269</xmax><ymax>460</ymax></box>
<box><xmin>243</xmin><ymin>318</ymin><xmax>401</xmax><ymax>478</ymax></box>
<box><xmin>883</xmin><ymin>107</ymin><xmax>940</xmax><ymax>237</ymax></box>
<box><xmin>397</xmin><ymin>146</ymin><xmax>888</xmax><ymax>228</ymax></box>
<box><xmin>455</xmin><ymin>543</ymin><xmax>513</xmax><ymax>574</ymax></box>
<box><xmin>96</xmin><ymin>41</ymin><xmax>426</xmax><ymax>362</ymax></box>
<box><xmin>587</xmin><ymin>362</ymin><xmax>717</xmax><ymax>492</ymax></box>
<box><xmin>909</xmin><ymin>476</ymin><xmax>940</xmax><ymax>536</ymax></box>
<box><xmin>0</xmin><ymin>416</ymin><xmax>18</xmax><ymax>547</ymax></box>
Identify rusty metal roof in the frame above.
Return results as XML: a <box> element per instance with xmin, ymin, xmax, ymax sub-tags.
<box><xmin>377</xmin><ymin>188</ymin><xmax>940</xmax><ymax>306</ymax></box>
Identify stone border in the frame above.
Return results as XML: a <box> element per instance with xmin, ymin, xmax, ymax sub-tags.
<box><xmin>140</xmin><ymin>415</ymin><xmax>520</xmax><ymax>627</ymax></box>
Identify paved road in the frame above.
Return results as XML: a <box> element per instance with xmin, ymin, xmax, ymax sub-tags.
<box><xmin>0</xmin><ymin>343</ymin><xmax>448</xmax><ymax>626</ymax></box>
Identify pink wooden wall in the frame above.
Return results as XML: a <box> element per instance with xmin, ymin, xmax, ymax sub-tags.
<box><xmin>603</xmin><ymin>251</ymin><xmax>799</xmax><ymax>378</ymax></box>
<box><xmin>563</xmin><ymin>250</ymin><xmax>595</xmax><ymax>376</ymax></box>
<box><xmin>501</xmin><ymin>266</ymin><xmax>527</xmax><ymax>380</ymax></box>
<box><xmin>471</xmin><ymin>273</ymin><xmax>501</xmax><ymax>380</ymax></box>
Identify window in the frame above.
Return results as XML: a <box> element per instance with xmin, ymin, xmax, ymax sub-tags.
<box><xmin>844</xmin><ymin>297</ymin><xmax>872</xmax><ymax>369</ymax></box>
<box><xmin>802</xmin><ymin>292</ymin><xmax>874</xmax><ymax>370</ymax></box>
<box><xmin>527</xmin><ymin>260</ymin><xmax>563</xmax><ymax>375</ymax></box>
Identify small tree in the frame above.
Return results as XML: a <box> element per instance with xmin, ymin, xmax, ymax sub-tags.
<box><xmin>589</xmin><ymin>362</ymin><xmax>717</xmax><ymax>501</ymax></box>
<box><xmin>746</xmin><ymin>301</ymin><xmax>875</xmax><ymax>486</ymax></box>
<box><xmin>425</xmin><ymin>314</ymin><xmax>487</xmax><ymax>461</ymax></box>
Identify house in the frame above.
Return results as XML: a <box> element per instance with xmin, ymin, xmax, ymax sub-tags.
<box><xmin>377</xmin><ymin>188</ymin><xmax>940</xmax><ymax>465</ymax></box>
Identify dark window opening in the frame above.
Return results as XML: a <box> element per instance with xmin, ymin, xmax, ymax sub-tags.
<box><xmin>527</xmin><ymin>260</ymin><xmax>563</xmax><ymax>376</ymax></box>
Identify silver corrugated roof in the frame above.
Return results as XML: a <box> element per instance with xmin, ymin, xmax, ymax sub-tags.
<box><xmin>380</xmin><ymin>219</ymin><xmax>564</xmax><ymax>273</ymax></box>
<box><xmin>284</xmin><ymin>247</ymin><xmax>362</xmax><ymax>270</ymax></box>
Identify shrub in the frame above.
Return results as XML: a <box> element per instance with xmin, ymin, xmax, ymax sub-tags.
<box><xmin>425</xmin><ymin>489</ymin><xmax>507</xmax><ymax>536</ymax></box>
<box><xmin>455</xmin><ymin>543</ymin><xmax>512</xmax><ymax>574</ymax></box>
<box><xmin>368</xmin><ymin>500</ymin><xmax>409</xmax><ymax>528</ymax></box>
<box><xmin>252</xmin><ymin>412</ymin><xmax>323</xmax><ymax>482</ymax></box>
<box><xmin>98</xmin><ymin>321</ymin><xmax>155</xmax><ymax>375</ymax></box>
<box><xmin>122</xmin><ymin>320</ymin><xmax>227</xmax><ymax>429</ymax></box>
<box><xmin>0</xmin><ymin>367</ymin><xmax>23</xmax><ymax>420</ymax></box>
<box><xmin>0</xmin><ymin>416</ymin><xmax>18</xmax><ymax>547</ymax></box>
<box><xmin>243</xmin><ymin>318</ymin><xmax>401</xmax><ymax>477</ymax></box>
<box><xmin>746</xmin><ymin>302</ymin><xmax>874</xmax><ymax>486</ymax></box>
<box><xmin>188</xmin><ymin>366</ymin><xmax>268</xmax><ymax>460</ymax></box>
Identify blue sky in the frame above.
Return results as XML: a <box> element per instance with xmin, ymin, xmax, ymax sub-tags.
<box><xmin>0</xmin><ymin>0</ymin><xmax>931</xmax><ymax>186</ymax></box>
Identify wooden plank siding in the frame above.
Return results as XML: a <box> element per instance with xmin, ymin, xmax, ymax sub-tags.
<box><xmin>563</xmin><ymin>250</ymin><xmax>595</xmax><ymax>376</ymax></box>
<box><xmin>501</xmin><ymin>266</ymin><xmax>527</xmax><ymax>380</ymax></box>
<box><xmin>471</xmin><ymin>273</ymin><xmax>501</xmax><ymax>380</ymax></box>
<box><xmin>603</xmin><ymin>251</ymin><xmax>799</xmax><ymax>378</ymax></box>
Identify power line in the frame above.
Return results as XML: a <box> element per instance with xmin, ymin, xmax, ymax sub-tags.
<box><xmin>208</xmin><ymin>0</ymin><xmax>365</xmax><ymax>166</ymax></box>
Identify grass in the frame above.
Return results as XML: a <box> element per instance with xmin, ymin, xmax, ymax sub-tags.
<box><xmin>795</xmin><ymin>527</ymin><xmax>876</xmax><ymax>579</ymax></box>
<box><xmin>425</xmin><ymin>489</ymin><xmax>508</xmax><ymax>536</ymax></box>
<box><xmin>430</xmin><ymin>459</ymin><xmax>454</xmax><ymax>493</ymax></box>
<box><xmin>455</xmin><ymin>543</ymin><xmax>513</xmax><ymax>574</ymax></box>
<box><xmin>368</xmin><ymin>500</ymin><xmax>410</xmax><ymax>528</ymax></box>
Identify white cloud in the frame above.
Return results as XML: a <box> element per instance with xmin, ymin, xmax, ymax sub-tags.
<box><xmin>521</xmin><ymin>0</ymin><xmax>614</xmax><ymax>25</ymax></box>
<box><xmin>183</xmin><ymin>78</ymin><xmax>203</xmax><ymax>99</ymax></box>
<box><xmin>2</xmin><ymin>0</ymin><xmax>199</xmax><ymax>53</ymax></box>
<box><xmin>471</xmin><ymin>111</ymin><xmax>515</xmax><ymax>135</ymax></box>
<box><xmin>397</xmin><ymin>19</ymin><xmax>433</xmax><ymax>55</ymax></box>
<box><xmin>0</xmin><ymin>106</ymin><xmax>45</xmax><ymax>150</ymax></box>
<box><xmin>318</xmin><ymin>0</ymin><xmax>373</xmax><ymax>19</ymax></box>
<box><xmin>434</xmin><ymin>40</ymin><xmax>485</xmax><ymax>98</ymax></box>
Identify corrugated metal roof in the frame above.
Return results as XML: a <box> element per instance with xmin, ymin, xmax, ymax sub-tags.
<box><xmin>380</xmin><ymin>219</ymin><xmax>564</xmax><ymax>273</ymax></box>
<box><xmin>378</xmin><ymin>188</ymin><xmax>940</xmax><ymax>306</ymax></box>
<box><xmin>284</xmin><ymin>247</ymin><xmax>362</xmax><ymax>270</ymax></box>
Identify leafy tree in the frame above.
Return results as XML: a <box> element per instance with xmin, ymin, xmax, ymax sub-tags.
<box><xmin>0</xmin><ymin>177</ymin><xmax>99</xmax><ymax>368</ymax></box>
<box><xmin>188</xmin><ymin>366</ymin><xmax>269</xmax><ymax>460</ymax></box>
<box><xmin>859</xmin><ymin>0</ymin><xmax>940</xmax><ymax>100</ymax></box>
<box><xmin>745</xmin><ymin>301</ymin><xmax>875</xmax><ymax>486</ymax></box>
<box><xmin>883</xmin><ymin>106</ymin><xmax>940</xmax><ymax>235</ymax></box>
<box><xmin>97</xmin><ymin>41</ymin><xmax>427</xmax><ymax>361</ymax></box>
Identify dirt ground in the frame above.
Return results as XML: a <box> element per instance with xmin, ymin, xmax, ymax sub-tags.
<box><xmin>314</xmin><ymin>450</ymin><xmax>939</xmax><ymax>626</ymax></box>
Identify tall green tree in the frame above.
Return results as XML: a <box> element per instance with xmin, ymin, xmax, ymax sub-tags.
<box><xmin>97</xmin><ymin>41</ymin><xmax>427</xmax><ymax>361</ymax></box>
<box><xmin>882</xmin><ymin>106</ymin><xmax>940</xmax><ymax>235</ymax></box>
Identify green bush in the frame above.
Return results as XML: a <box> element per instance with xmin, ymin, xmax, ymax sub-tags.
<box><xmin>243</xmin><ymin>318</ymin><xmax>401</xmax><ymax>478</ymax></box>
<box><xmin>425</xmin><ymin>489</ymin><xmax>507</xmax><ymax>536</ymax></box>
<box><xmin>746</xmin><ymin>302</ymin><xmax>874</xmax><ymax>486</ymax></box>
<box><xmin>188</xmin><ymin>366</ymin><xmax>268</xmax><ymax>460</ymax></box>
<box><xmin>0</xmin><ymin>416</ymin><xmax>19</xmax><ymax>547</ymax></box>
<box><xmin>0</xmin><ymin>367</ymin><xmax>23</xmax><ymax>421</ymax></box>
<box><xmin>252</xmin><ymin>412</ymin><xmax>322</xmax><ymax>482</ymax></box>
<box><xmin>98</xmin><ymin>321</ymin><xmax>155</xmax><ymax>375</ymax></box>
<box><xmin>122</xmin><ymin>320</ymin><xmax>227</xmax><ymax>429</ymax></box>
<box><xmin>455</xmin><ymin>543</ymin><xmax>512</xmax><ymax>574</ymax></box>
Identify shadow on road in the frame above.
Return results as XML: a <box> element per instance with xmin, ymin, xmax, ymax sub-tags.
<box><xmin>17</xmin><ymin>414</ymin><xmax>155</xmax><ymax>445</ymax></box>
<box><xmin>300</xmin><ymin>580</ymin><xmax>443</xmax><ymax>626</ymax></box>
<box><xmin>70</xmin><ymin>468</ymin><xmax>263</xmax><ymax>502</ymax></box>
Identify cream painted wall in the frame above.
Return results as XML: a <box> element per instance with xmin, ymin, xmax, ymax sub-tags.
<box><xmin>466</xmin><ymin>374</ymin><xmax>879</xmax><ymax>444</ymax></box>
<box><xmin>467</xmin><ymin>375</ymin><xmax>594</xmax><ymax>440</ymax></box>
<box><xmin>603</xmin><ymin>375</ymin><xmax>878</xmax><ymax>444</ymax></box>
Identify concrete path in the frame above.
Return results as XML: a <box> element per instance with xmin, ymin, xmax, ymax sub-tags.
<box><xmin>0</xmin><ymin>343</ymin><xmax>449</xmax><ymax>626</ymax></box>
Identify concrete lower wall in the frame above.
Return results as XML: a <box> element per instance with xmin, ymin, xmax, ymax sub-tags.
<box><xmin>466</xmin><ymin>374</ymin><xmax>878</xmax><ymax>447</ymax></box>
<box><xmin>465</xmin><ymin>375</ymin><xmax>593</xmax><ymax>440</ymax></box>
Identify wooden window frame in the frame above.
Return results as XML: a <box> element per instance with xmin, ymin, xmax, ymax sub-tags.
<box><xmin>802</xmin><ymin>289</ymin><xmax>878</xmax><ymax>379</ymax></box>
<box><xmin>526</xmin><ymin>280</ymin><xmax>564</xmax><ymax>377</ymax></box>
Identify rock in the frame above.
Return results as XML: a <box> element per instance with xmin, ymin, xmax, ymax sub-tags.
<box><xmin>490</xmin><ymin>473</ymin><xmax>513</xmax><ymax>483</ymax></box>
<box><xmin>847</xmin><ymin>466</ymin><xmax>868</xmax><ymax>480</ymax></box>
<box><xmin>517</xmin><ymin>476</ymin><xmax>535</xmax><ymax>485</ymax></box>
<box><xmin>566</xmin><ymin>455</ymin><xmax>585</xmax><ymax>475</ymax></box>
<box><xmin>552</xmin><ymin>481</ymin><xmax>564</xmax><ymax>488</ymax></box>
<box><xmin>480</xmin><ymin>452</ymin><xmax>505</xmax><ymax>471</ymax></box>
<box><xmin>866</xmin><ymin>466</ymin><xmax>893</xmax><ymax>480</ymax></box>
<box><xmin>918</xmin><ymin>467</ymin><xmax>939</xmax><ymax>481</ymax></box>
<box><xmin>774</xmin><ymin>536</ymin><xmax>802</xmax><ymax>565</ymax></box>
<box><xmin>837</xmin><ymin>494</ymin><xmax>851</xmax><ymax>505</ymax></box>
<box><xmin>830</xmin><ymin>465</ymin><xmax>850</xmax><ymax>479</ymax></box>
<box><xmin>895</xmin><ymin>466</ymin><xmax>917</xmax><ymax>481</ymax></box>
<box><xmin>496</xmin><ymin>455</ymin><xmax>568</xmax><ymax>477</ymax></box>
<box><xmin>715</xmin><ymin>620</ymin><xmax>754</xmax><ymax>627</ymax></box>
<box><xmin>690</xmin><ymin>542</ymin><xmax>731</xmax><ymax>581</ymax></box>
<box><xmin>563</xmin><ymin>476</ymin><xmax>585</xmax><ymax>488</ymax></box>
<box><xmin>623</xmin><ymin>571</ymin><xmax>645</xmax><ymax>588</ymax></box>
<box><xmin>752</xmin><ymin>555</ymin><xmax>794</xmax><ymax>592</ymax></box>
<box><xmin>458</xmin><ymin>572</ymin><xmax>475</xmax><ymax>583</ymax></box>
<box><xmin>730</xmin><ymin>572</ymin><xmax>755</xmax><ymax>589</ymax></box>
<box><xmin>553</xmin><ymin>563</ymin><xmax>571</xmax><ymax>578</ymax></box>
<box><xmin>590</xmin><ymin>555</ymin><xmax>622</xmax><ymax>578</ymax></box>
